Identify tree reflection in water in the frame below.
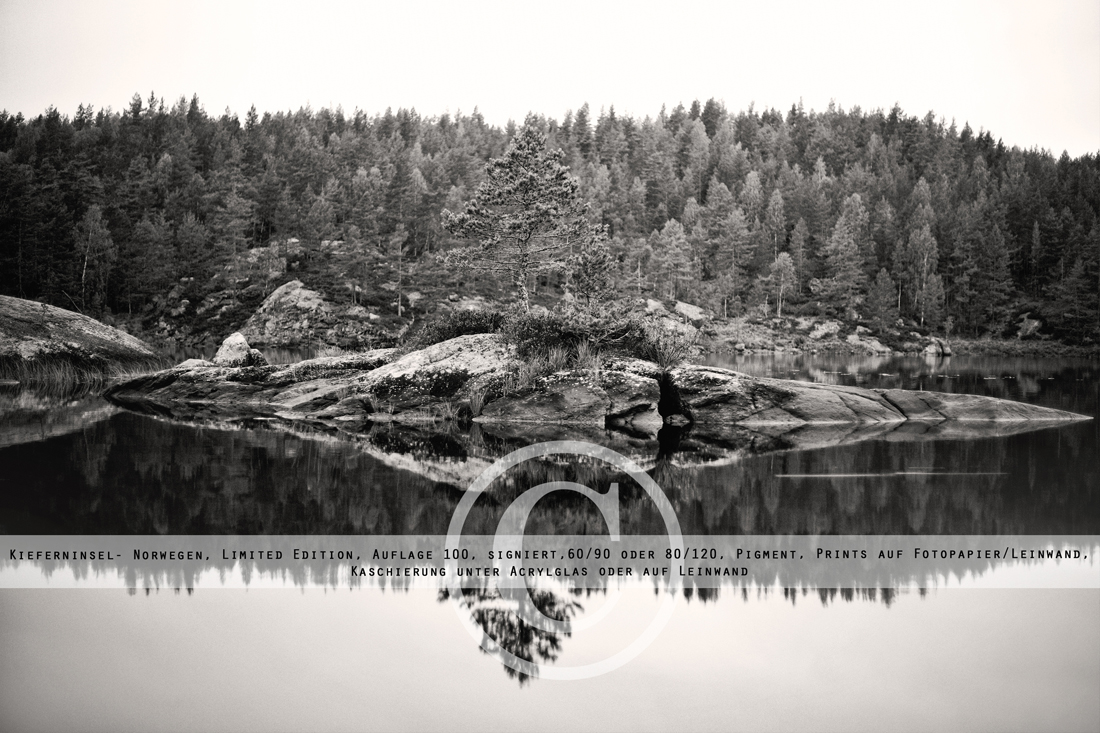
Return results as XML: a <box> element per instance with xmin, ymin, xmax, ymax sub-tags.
<box><xmin>438</xmin><ymin>582</ymin><xmax>913</xmax><ymax>683</ymax></box>
<box><xmin>438</xmin><ymin>586</ymin><xmax>584</xmax><ymax>685</ymax></box>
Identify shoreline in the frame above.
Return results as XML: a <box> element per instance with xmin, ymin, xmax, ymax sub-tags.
<box><xmin>701</xmin><ymin>339</ymin><xmax>1100</xmax><ymax>359</ymax></box>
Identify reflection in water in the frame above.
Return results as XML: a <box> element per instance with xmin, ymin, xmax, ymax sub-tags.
<box><xmin>440</xmin><ymin>583</ymin><xmax>917</xmax><ymax>684</ymax></box>
<box><xmin>1</xmin><ymin>409</ymin><xmax>1096</xmax><ymax>536</ymax></box>
<box><xmin>440</xmin><ymin>582</ymin><xmax>914</xmax><ymax>684</ymax></box>
<box><xmin>439</xmin><ymin>587</ymin><xmax>583</xmax><ymax>685</ymax></box>
<box><xmin>0</xmin><ymin>390</ymin><xmax>119</xmax><ymax>450</ymax></box>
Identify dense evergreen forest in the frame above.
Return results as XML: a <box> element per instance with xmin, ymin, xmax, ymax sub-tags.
<box><xmin>1</xmin><ymin>93</ymin><xmax>1098</xmax><ymax>344</ymax></box>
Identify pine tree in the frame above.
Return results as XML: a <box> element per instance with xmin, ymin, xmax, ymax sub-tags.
<box><xmin>569</xmin><ymin>235</ymin><xmax>614</xmax><ymax>309</ymax></box>
<box><xmin>389</xmin><ymin>225</ymin><xmax>409</xmax><ymax>316</ymax></box>
<box><xmin>650</xmin><ymin>219</ymin><xmax>695</xmax><ymax>300</ymax></box>
<box><xmin>120</xmin><ymin>214</ymin><xmax>173</xmax><ymax>311</ymax></box>
<box><xmin>713</xmin><ymin>208</ymin><xmax>752</xmax><ymax>315</ymax></box>
<box><xmin>442</xmin><ymin>126</ymin><xmax>602</xmax><ymax>311</ymax></box>
<box><xmin>837</xmin><ymin>193</ymin><xmax>871</xmax><ymax>278</ymax></box>
<box><xmin>573</xmin><ymin>103</ymin><xmax>593</xmax><ymax>161</ymax></box>
<box><xmin>976</xmin><ymin>224</ymin><xmax>1013</xmax><ymax>333</ymax></box>
<box><xmin>812</xmin><ymin>195</ymin><xmax>868</xmax><ymax>316</ymax></box>
<box><xmin>867</xmin><ymin>268</ymin><xmax>899</xmax><ymax>333</ymax></box>
<box><xmin>175</xmin><ymin>212</ymin><xmax>212</xmax><ymax>284</ymax></box>
<box><xmin>789</xmin><ymin>218</ymin><xmax>810</xmax><ymax>294</ymax></box>
<box><xmin>919</xmin><ymin>272</ymin><xmax>945</xmax><ymax>329</ymax></box>
<box><xmin>740</xmin><ymin>170</ymin><xmax>763</xmax><ymax>219</ymax></box>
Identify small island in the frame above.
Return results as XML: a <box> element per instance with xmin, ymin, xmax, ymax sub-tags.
<box><xmin>105</xmin><ymin>325</ymin><xmax>1089</xmax><ymax>440</ymax></box>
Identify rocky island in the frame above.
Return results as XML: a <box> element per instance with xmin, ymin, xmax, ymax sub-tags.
<box><xmin>105</xmin><ymin>331</ymin><xmax>1090</xmax><ymax>443</ymax></box>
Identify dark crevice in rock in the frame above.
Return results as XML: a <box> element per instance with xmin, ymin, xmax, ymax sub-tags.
<box><xmin>916</xmin><ymin>395</ymin><xmax>947</xmax><ymax>420</ymax></box>
<box><xmin>878</xmin><ymin>391</ymin><xmax>914</xmax><ymax>419</ymax></box>
<box><xmin>879</xmin><ymin>390</ymin><xmax>947</xmax><ymax>421</ymax></box>
<box><xmin>657</xmin><ymin>370</ymin><xmax>689</xmax><ymax>423</ymax></box>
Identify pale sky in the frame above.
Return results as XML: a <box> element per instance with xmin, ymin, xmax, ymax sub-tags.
<box><xmin>1</xmin><ymin>0</ymin><xmax>1098</xmax><ymax>156</ymax></box>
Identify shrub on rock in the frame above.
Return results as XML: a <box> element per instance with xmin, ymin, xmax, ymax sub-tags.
<box><xmin>411</xmin><ymin>309</ymin><xmax>506</xmax><ymax>348</ymax></box>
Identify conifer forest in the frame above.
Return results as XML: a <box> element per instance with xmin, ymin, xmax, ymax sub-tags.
<box><xmin>1</xmin><ymin>95</ymin><xmax>1097</xmax><ymax>344</ymax></box>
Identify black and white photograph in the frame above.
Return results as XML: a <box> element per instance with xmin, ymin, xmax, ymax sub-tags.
<box><xmin>1</xmin><ymin>1</ymin><xmax>1098</xmax><ymax>731</ymax></box>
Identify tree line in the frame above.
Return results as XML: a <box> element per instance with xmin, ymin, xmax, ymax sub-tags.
<box><xmin>0</xmin><ymin>93</ymin><xmax>1097</xmax><ymax>342</ymax></box>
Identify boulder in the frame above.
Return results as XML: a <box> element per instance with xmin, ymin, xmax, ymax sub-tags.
<box><xmin>241</xmin><ymin>280</ymin><xmax>331</xmax><ymax>347</ymax></box>
<box><xmin>356</xmin><ymin>334</ymin><xmax>516</xmax><ymax>415</ymax></box>
<box><xmin>846</xmin><ymin>333</ymin><xmax>893</xmax><ymax>354</ymax></box>
<box><xmin>213</xmin><ymin>332</ymin><xmax>267</xmax><ymax>367</ymax></box>
<box><xmin>645</xmin><ymin>299</ymin><xmax>669</xmax><ymax>315</ymax></box>
<box><xmin>478</xmin><ymin>374</ymin><xmax>610</xmax><ymax>425</ymax></box>
<box><xmin>177</xmin><ymin>358</ymin><xmax>215</xmax><ymax>368</ymax></box>
<box><xmin>0</xmin><ymin>295</ymin><xmax>159</xmax><ymax>379</ymax></box>
<box><xmin>109</xmin><ymin>337</ymin><xmax>505</xmax><ymax>424</ymax></box>
<box><xmin>477</xmin><ymin>365</ymin><xmax>664</xmax><ymax>434</ymax></box>
<box><xmin>809</xmin><ymin>320</ymin><xmax>842</xmax><ymax>340</ymax></box>
<box><xmin>1017</xmin><ymin>314</ymin><xmax>1042</xmax><ymax>340</ymax></box>
<box><xmin>238</xmin><ymin>279</ymin><xmax>388</xmax><ymax>349</ymax></box>
<box><xmin>674</xmin><ymin>301</ymin><xmax>707</xmax><ymax>326</ymax></box>
<box><xmin>601</xmin><ymin>368</ymin><xmax>664</xmax><ymax>434</ymax></box>
<box><xmin>213</xmin><ymin>332</ymin><xmax>249</xmax><ymax>366</ymax></box>
<box><xmin>921</xmin><ymin>337</ymin><xmax>952</xmax><ymax>357</ymax></box>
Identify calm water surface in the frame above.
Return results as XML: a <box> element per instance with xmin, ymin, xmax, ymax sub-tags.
<box><xmin>0</xmin><ymin>353</ymin><xmax>1097</xmax><ymax>731</ymax></box>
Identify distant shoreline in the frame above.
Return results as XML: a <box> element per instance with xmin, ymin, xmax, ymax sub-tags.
<box><xmin>702</xmin><ymin>336</ymin><xmax>1100</xmax><ymax>359</ymax></box>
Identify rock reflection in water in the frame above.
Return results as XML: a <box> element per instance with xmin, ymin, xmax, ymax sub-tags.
<box><xmin>1</xmin><ymin>395</ymin><xmax>1097</xmax><ymax>534</ymax></box>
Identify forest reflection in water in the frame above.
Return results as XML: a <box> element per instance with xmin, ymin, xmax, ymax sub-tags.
<box><xmin>0</xmin><ymin>355</ymin><xmax>1096</xmax><ymax>536</ymax></box>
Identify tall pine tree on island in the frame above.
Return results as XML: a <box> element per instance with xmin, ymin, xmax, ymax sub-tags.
<box><xmin>441</xmin><ymin>126</ymin><xmax>604</xmax><ymax>311</ymax></box>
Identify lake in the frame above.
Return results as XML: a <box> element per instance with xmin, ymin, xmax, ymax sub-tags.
<box><xmin>1</xmin><ymin>352</ymin><xmax>1097</xmax><ymax>731</ymax></box>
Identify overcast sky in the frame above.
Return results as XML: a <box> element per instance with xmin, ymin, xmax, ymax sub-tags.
<box><xmin>1</xmin><ymin>0</ymin><xmax>1097</xmax><ymax>155</ymax></box>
